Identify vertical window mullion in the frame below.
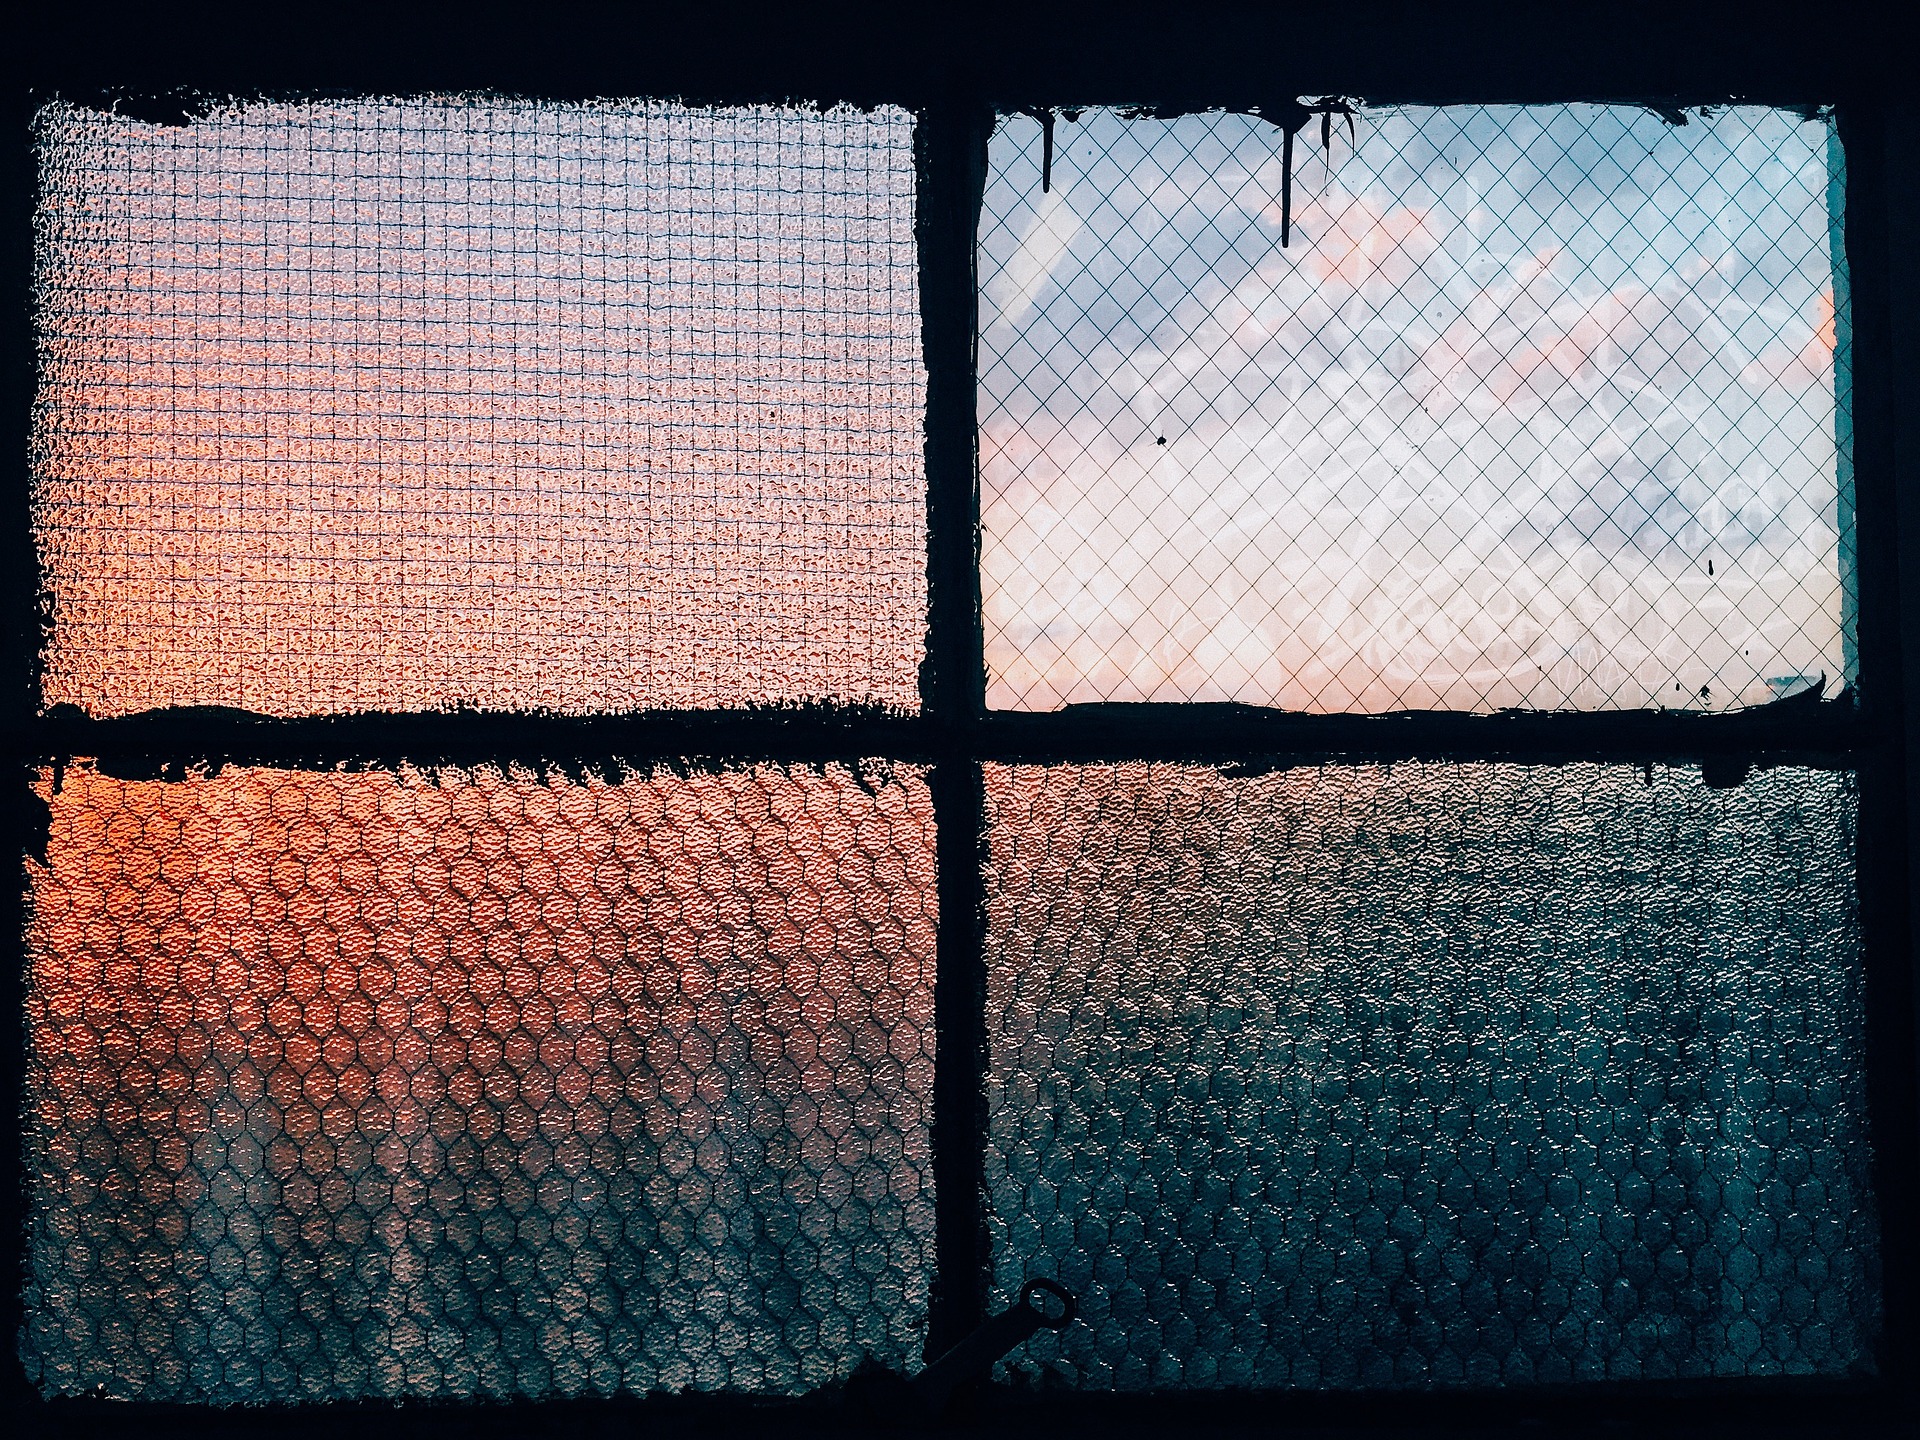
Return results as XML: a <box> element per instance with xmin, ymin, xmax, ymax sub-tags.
<box><xmin>917</xmin><ymin>98</ymin><xmax>994</xmax><ymax>1360</ymax></box>
<box><xmin>1832</xmin><ymin>100</ymin><xmax>1920</xmax><ymax>1386</ymax></box>
<box><xmin>4</xmin><ymin>86</ymin><xmax>44</xmax><ymax>1423</ymax></box>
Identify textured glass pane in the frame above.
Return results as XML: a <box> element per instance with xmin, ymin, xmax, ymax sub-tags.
<box><xmin>981</xmin><ymin>106</ymin><xmax>1852</xmax><ymax>712</ymax></box>
<box><xmin>33</xmin><ymin>99</ymin><xmax>925</xmax><ymax>717</ymax></box>
<box><xmin>24</xmin><ymin>760</ymin><xmax>935</xmax><ymax>1400</ymax></box>
<box><xmin>986</xmin><ymin>762</ymin><xmax>1877</xmax><ymax>1389</ymax></box>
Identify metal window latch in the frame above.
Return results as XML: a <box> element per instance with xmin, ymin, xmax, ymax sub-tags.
<box><xmin>905</xmin><ymin>1278</ymin><xmax>1078</xmax><ymax>1416</ymax></box>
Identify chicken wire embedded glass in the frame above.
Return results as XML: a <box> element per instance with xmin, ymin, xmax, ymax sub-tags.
<box><xmin>985</xmin><ymin>761</ymin><xmax>1878</xmax><ymax>1389</ymax></box>
<box><xmin>980</xmin><ymin>106</ymin><xmax>1854</xmax><ymax>712</ymax></box>
<box><xmin>23</xmin><ymin>759</ymin><xmax>936</xmax><ymax>1401</ymax></box>
<box><xmin>32</xmin><ymin>98</ymin><xmax>926</xmax><ymax>717</ymax></box>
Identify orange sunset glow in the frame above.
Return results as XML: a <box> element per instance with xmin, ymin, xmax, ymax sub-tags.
<box><xmin>25</xmin><ymin>759</ymin><xmax>936</xmax><ymax>1398</ymax></box>
<box><xmin>31</xmin><ymin>99</ymin><xmax>927</xmax><ymax>717</ymax></box>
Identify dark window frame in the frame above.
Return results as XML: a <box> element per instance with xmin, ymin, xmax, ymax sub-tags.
<box><xmin>8</xmin><ymin>7</ymin><xmax>1917</xmax><ymax>1437</ymax></box>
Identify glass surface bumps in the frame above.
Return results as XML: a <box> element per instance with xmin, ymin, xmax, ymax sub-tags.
<box><xmin>23</xmin><ymin>760</ymin><xmax>936</xmax><ymax>1400</ymax></box>
<box><xmin>985</xmin><ymin>762</ymin><xmax>1877</xmax><ymax>1388</ymax></box>
<box><xmin>32</xmin><ymin>98</ymin><xmax>926</xmax><ymax>716</ymax></box>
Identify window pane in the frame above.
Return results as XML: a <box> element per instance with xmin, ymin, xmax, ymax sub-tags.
<box><xmin>981</xmin><ymin>106</ymin><xmax>1852</xmax><ymax>712</ymax></box>
<box><xmin>33</xmin><ymin>99</ymin><xmax>925</xmax><ymax>717</ymax></box>
<box><xmin>986</xmin><ymin>762</ymin><xmax>1877</xmax><ymax>1388</ymax></box>
<box><xmin>24</xmin><ymin>760</ymin><xmax>935</xmax><ymax>1400</ymax></box>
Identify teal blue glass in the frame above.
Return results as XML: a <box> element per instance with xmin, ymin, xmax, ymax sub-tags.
<box><xmin>986</xmin><ymin>762</ymin><xmax>1878</xmax><ymax>1388</ymax></box>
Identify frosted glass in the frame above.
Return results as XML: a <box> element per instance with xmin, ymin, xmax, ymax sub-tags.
<box><xmin>981</xmin><ymin>106</ymin><xmax>1852</xmax><ymax>712</ymax></box>
<box><xmin>24</xmin><ymin>760</ymin><xmax>935</xmax><ymax>1400</ymax></box>
<box><xmin>33</xmin><ymin>99</ymin><xmax>925</xmax><ymax>717</ymax></box>
<box><xmin>986</xmin><ymin>762</ymin><xmax>1877</xmax><ymax>1388</ymax></box>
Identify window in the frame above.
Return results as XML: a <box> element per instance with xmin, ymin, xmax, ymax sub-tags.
<box><xmin>980</xmin><ymin>106</ymin><xmax>1852</xmax><ymax>713</ymax></box>
<box><xmin>974</xmin><ymin>105</ymin><xmax>1877</xmax><ymax>1392</ymax></box>
<box><xmin>28</xmin><ymin>759</ymin><xmax>937</xmax><ymax>1399</ymax></box>
<box><xmin>986</xmin><ymin>760</ymin><xmax>1870</xmax><ymax>1388</ymax></box>
<box><xmin>23</xmin><ymin>97</ymin><xmax>935</xmax><ymax>1403</ymax></box>
<box><xmin>32</xmin><ymin>98</ymin><xmax>926</xmax><ymax>715</ymax></box>
<box><xmin>8</xmin><ymin>18</ymin><xmax>1916</xmax><ymax>1435</ymax></box>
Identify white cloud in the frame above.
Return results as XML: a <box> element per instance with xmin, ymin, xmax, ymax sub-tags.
<box><xmin>986</xmin><ymin>186</ymin><xmax>1082</xmax><ymax>332</ymax></box>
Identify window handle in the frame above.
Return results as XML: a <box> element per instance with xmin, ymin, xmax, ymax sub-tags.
<box><xmin>907</xmin><ymin>1278</ymin><xmax>1078</xmax><ymax>1415</ymax></box>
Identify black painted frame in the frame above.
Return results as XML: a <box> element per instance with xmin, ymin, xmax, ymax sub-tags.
<box><xmin>7</xmin><ymin>5</ymin><xmax>1916</xmax><ymax>1437</ymax></box>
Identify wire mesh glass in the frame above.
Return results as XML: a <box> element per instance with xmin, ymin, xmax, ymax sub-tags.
<box><xmin>32</xmin><ymin>98</ymin><xmax>926</xmax><ymax>718</ymax></box>
<box><xmin>985</xmin><ymin>761</ymin><xmax>1878</xmax><ymax>1389</ymax></box>
<box><xmin>980</xmin><ymin>105</ymin><xmax>1854</xmax><ymax>712</ymax></box>
<box><xmin>23</xmin><ymin>759</ymin><xmax>936</xmax><ymax>1401</ymax></box>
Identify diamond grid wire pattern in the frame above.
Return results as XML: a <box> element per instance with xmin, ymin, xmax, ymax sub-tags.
<box><xmin>32</xmin><ymin>98</ymin><xmax>926</xmax><ymax>718</ymax></box>
<box><xmin>980</xmin><ymin>106</ymin><xmax>1853</xmax><ymax>712</ymax></box>
<box><xmin>23</xmin><ymin>760</ymin><xmax>936</xmax><ymax>1401</ymax></box>
<box><xmin>985</xmin><ymin>762</ymin><xmax>1878</xmax><ymax>1389</ymax></box>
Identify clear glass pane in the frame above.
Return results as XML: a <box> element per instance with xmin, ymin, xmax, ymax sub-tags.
<box><xmin>986</xmin><ymin>762</ymin><xmax>1877</xmax><ymax>1388</ymax></box>
<box><xmin>981</xmin><ymin>106</ymin><xmax>1853</xmax><ymax>712</ymax></box>
<box><xmin>24</xmin><ymin>760</ymin><xmax>936</xmax><ymax>1400</ymax></box>
<box><xmin>33</xmin><ymin>98</ymin><xmax>926</xmax><ymax>717</ymax></box>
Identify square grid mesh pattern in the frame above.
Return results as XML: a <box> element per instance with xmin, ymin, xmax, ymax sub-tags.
<box><xmin>32</xmin><ymin>98</ymin><xmax>926</xmax><ymax>717</ymax></box>
<box><xmin>23</xmin><ymin>760</ymin><xmax>936</xmax><ymax>1401</ymax></box>
<box><xmin>985</xmin><ymin>762</ymin><xmax>1878</xmax><ymax>1388</ymax></box>
<box><xmin>980</xmin><ymin>106</ymin><xmax>1853</xmax><ymax>712</ymax></box>
<box><xmin>16</xmin><ymin>90</ymin><xmax>1884</xmax><ymax>1416</ymax></box>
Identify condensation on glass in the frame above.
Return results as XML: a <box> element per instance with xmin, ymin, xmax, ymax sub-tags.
<box><xmin>23</xmin><ymin>760</ymin><xmax>936</xmax><ymax>1401</ymax></box>
<box><xmin>980</xmin><ymin>106</ymin><xmax>1855</xmax><ymax>712</ymax></box>
<box><xmin>32</xmin><ymin>98</ymin><xmax>926</xmax><ymax>717</ymax></box>
<box><xmin>985</xmin><ymin>762</ymin><xmax>1878</xmax><ymax>1388</ymax></box>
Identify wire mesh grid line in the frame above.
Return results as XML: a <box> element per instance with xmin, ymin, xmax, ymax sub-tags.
<box><xmin>979</xmin><ymin>105</ymin><xmax>1855</xmax><ymax>713</ymax></box>
<box><xmin>31</xmin><ymin>98</ymin><xmax>927</xmax><ymax>718</ymax></box>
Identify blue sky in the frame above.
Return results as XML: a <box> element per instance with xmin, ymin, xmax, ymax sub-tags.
<box><xmin>979</xmin><ymin>104</ymin><xmax>1848</xmax><ymax>712</ymax></box>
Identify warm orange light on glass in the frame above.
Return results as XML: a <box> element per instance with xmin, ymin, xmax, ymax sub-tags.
<box><xmin>24</xmin><ymin>760</ymin><xmax>936</xmax><ymax>1399</ymax></box>
<box><xmin>32</xmin><ymin>100</ymin><xmax>927</xmax><ymax>717</ymax></box>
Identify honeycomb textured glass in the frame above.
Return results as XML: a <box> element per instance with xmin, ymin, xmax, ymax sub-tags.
<box><xmin>32</xmin><ymin>98</ymin><xmax>925</xmax><ymax>717</ymax></box>
<box><xmin>24</xmin><ymin>760</ymin><xmax>936</xmax><ymax>1401</ymax></box>
<box><xmin>981</xmin><ymin>106</ymin><xmax>1853</xmax><ymax>712</ymax></box>
<box><xmin>985</xmin><ymin>762</ymin><xmax>1877</xmax><ymax>1389</ymax></box>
